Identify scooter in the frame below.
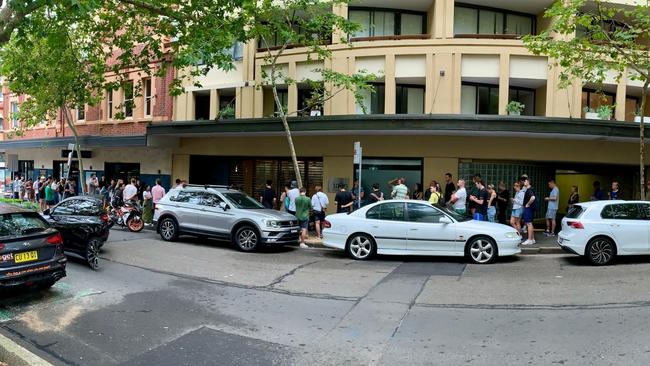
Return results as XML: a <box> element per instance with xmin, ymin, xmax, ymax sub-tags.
<box><xmin>109</xmin><ymin>200</ymin><xmax>145</xmax><ymax>232</ymax></box>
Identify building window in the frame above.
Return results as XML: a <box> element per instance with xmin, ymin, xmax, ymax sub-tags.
<box><xmin>625</xmin><ymin>96</ymin><xmax>640</xmax><ymax>122</ymax></box>
<box><xmin>356</xmin><ymin>84</ymin><xmax>385</xmax><ymax>114</ymax></box>
<box><xmin>144</xmin><ymin>78</ymin><xmax>152</xmax><ymax>116</ymax></box>
<box><xmin>298</xmin><ymin>86</ymin><xmax>324</xmax><ymax>116</ymax></box>
<box><xmin>349</xmin><ymin>8</ymin><xmax>426</xmax><ymax>38</ymax></box>
<box><xmin>11</xmin><ymin>101</ymin><xmax>18</xmax><ymax>128</ymax></box>
<box><xmin>274</xmin><ymin>90</ymin><xmax>289</xmax><ymax>115</ymax></box>
<box><xmin>218</xmin><ymin>92</ymin><xmax>236</xmax><ymax>119</ymax></box>
<box><xmin>108</xmin><ymin>90</ymin><xmax>114</xmax><ymax>119</ymax></box>
<box><xmin>123</xmin><ymin>81</ymin><xmax>134</xmax><ymax>118</ymax></box>
<box><xmin>581</xmin><ymin>89</ymin><xmax>614</xmax><ymax>118</ymax></box>
<box><xmin>461</xmin><ymin>83</ymin><xmax>499</xmax><ymax>115</ymax></box>
<box><xmin>508</xmin><ymin>87</ymin><xmax>536</xmax><ymax>116</ymax></box>
<box><xmin>194</xmin><ymin>92</ymin><xmax>210</xmax><ymax>120</ymax></box>
<box><xmin>230</xmin><ymin>42</ymin><xmax>244</xmax><ymax>61</ymax></box>
<box><xmin>396</xmin><ymin>85</ymin><xmax>424</xmax><ymax>114</ymax></box>
<box><xmin>77</xmin><ymin>105</ymin><xmax>85</xmax><ymax>121</ymax></box>
<box><xmin>454</xmin><ymin>3</ymin><xmax>535</xmax><ymax>36</ymax></box>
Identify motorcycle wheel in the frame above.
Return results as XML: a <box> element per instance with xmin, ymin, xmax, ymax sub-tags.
<box><xmin>127</xmin><ymin>215</ymin><xmax>145</xmax><ymax>232</ymax></box>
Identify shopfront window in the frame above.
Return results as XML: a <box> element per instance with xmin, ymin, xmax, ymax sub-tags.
<box><xmin>354</xmin><ymin>158</ymin><xmax>423</xmax><ymax>203</ymax></box>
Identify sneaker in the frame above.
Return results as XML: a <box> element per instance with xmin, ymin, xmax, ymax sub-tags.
<box><xmin>543</xmin><ymin>231</ymin><xmax>550</xmax><ymax>237</ymax></box>
<box><xmin>521</xmin><ymin>240</ymin><xmax>534</xmax><ymax>245</ymax></box>
<box><xmin>299</xmin><ymin>243</ymin><xmax>309</xmax><ymax>249</ymax></box>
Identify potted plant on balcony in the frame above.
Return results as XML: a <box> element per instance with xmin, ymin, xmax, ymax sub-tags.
<box><xmin>583</xmin><ymin>107</ymin><xmax>598</xmax><ymax>120</ymax></box>
<box><xmin>596</xmin><ymin>105</ymin><xmax>612</xmax><ymax>120</ymax></box>
<box><xmin>634</xmin><ymin>106</ymin><xmax>650</xmax><ymax>123</ymax></box>
<box><xmin>506</xmin><ymin>101</ymin><xmax>525</xmax><ymax>115</ymax></box>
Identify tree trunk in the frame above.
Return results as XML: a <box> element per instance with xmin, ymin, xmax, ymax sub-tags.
<box><xmin>640</xmin><ymin>81</ymin><xmax>648</xmax><ymax>200</ymax></box>
<box><xmin>272</xmin><ymin>86</ymin><xmax>303</xmax><ymax>189</ymax></box>
<box><xmin>62</xmin><ymin>104</ymin><xmax>86</xmax><ymax>195</ymax></box>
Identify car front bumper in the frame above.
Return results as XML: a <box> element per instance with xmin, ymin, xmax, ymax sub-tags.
<box><xmin>260</xmin><ymin>228</ymin><xmax>301</xmax><ymax>245</ymax></box>
<box><xmin>499</xmin><ymin>238</ymin><xmax>522</xmax><ymax>256</ymax></box>
<box><xmin>0</xmin><ymin>256</ymin><xmax>67</xmax><ymax>288</ymax></box>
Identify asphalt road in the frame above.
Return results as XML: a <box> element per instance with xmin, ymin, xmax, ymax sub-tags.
<box><xmin>3</xmin><ymin>229</ymin><xmax>650</xmax><ymax>365</ymax></box>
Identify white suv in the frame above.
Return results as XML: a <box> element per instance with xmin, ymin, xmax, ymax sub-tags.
<box><xmin>558</xmin><ymin>200</ymin><xmax>650</xmax><ymax>265</ymax></box>
<box><xmin>153</xmin><ymin>185</ymin><xmax>300</xmax><ymax>251</ymax></box>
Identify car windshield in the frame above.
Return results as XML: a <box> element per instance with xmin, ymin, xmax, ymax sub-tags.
<box><xmin>437</xmin><ymin>206</ymin><xmax>471</xmax><ymax>222</ymax></box>
<box><xmin>0</xmin><ymin>212</ymin><xmax>49</xmax><ymax>239</ymax></box>
<box><xmin>223</xmin><ymin>192</ymin><xmax>265</xmax><ymax>209</ymax></box>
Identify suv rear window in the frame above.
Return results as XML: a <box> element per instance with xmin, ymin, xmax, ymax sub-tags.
<box><xmin>565</xmin><ymin>205</ymin><xmax>584</xmax><ymax>219</ymax></box>
<box><xmin>0</xmin><ymin>212</ymin><xmax>49</xmax><ymax>238</ymax></box>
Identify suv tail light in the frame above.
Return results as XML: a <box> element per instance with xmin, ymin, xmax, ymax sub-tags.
<box><xmin>100</xmin><ymin>213</ymin><xmax>109</xmax><ymax>222</ymax></box>
<box><xmin>47</xmin><ymin>233</ymin><xmax>64</xmax><ymax>245</ymax></box>
<box><xmin>567</xmin><ymin>221</ymin><xmax>584</xmax><ymax>229</ymax></box>
<box><xmin>323</xmin><ymin>220</ymin><xmax>332</xmax><ymax>229</ymax></box>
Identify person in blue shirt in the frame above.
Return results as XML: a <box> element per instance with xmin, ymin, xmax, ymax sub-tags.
<box><xmin>591</xmin><ymin>181</ymin><xmax>606</xmax><ymax>201</ymax></box>
<box><xmin>609</xmin><ymin>181</ymin><xmax>620</xmax><ymax>200</ymax></box>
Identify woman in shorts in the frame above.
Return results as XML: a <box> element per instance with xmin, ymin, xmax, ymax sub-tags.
<box><xmin>510</xmin><ymin>181</ymin><xmax>525</xmax><ymax>236</ymax></box>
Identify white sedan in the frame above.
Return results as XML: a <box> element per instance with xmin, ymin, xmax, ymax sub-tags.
<box><xmin>558</xmin><ymin>200</ymin><xmax>650</xmax><ymax>265</ymax></box>
<box><xmin>322</xmin><ymin>200</ymin><xmax>521</xmax><ymax>264</ymax></box>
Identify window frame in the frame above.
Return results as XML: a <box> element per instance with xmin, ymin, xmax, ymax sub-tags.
<box><xmin>453</xmin><ymin>2</ymin><xmax>536</xmax><ymax>37</ymax></box>
<box><xmin>107</xmin><ymin>90</ymin><xmax>114</xmax><ymax>120</ymax></box>
<box><xmin>11</xmin><ymin>101</ymin><xmax>19</xmax><ymax>128</ymax></box>
<box><xmin>406</xmin><ymin>202</ymin><xmax>445</xmax><ymax>223</ymax></box>
<box><xmin>461</xmin><ymin>82</ymin><xmax>501</xmax><ymax>115</ymax></box>
<box><xmin>143</xmin><ymin>78</ymin><xmax>152</xmax><ymax>117</ymax></box>
<box><xmin>77</xmin><ymin>105</ymin><xmax>85</xmax><ymax>122</ymax></box>
<box><xmin>365</xmin><ymin>201</ymin><xmax>407</xmax><ymax>221</ymax></box>
<box><xmin>123</xmin><ymin>81</ymin><xmax>134</xmax><ymax>118</ymax></box>
<box><xmin>395</xmin><ymin>84</ymin><xmax>425</xmax><ymax>114</ymax></box>
<box><xmin>348</xmin><ymin>7</ymin><xmax>427</xmax><ymax>38</ymax></box>
<box><xmin>508</xmin><ymin>86</ymin><xmax>537</xmax><ymax>116</ymax></box>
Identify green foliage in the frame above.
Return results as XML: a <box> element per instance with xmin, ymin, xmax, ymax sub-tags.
<box><xmin>506</xmin><ymin>101</ymin><xmax>525</xmax><ymax>114</ymax></box>
<box><xmin>596</xmin><ymin>105</ymin><xmax>612</xmax><ymax>120</ymax></box>
<box><xmin>0</xmin><ymin>198</ymin><xmax>38</xmax><ymax>211</ymax></box>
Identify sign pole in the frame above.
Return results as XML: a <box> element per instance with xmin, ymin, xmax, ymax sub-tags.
<box><xmin>353</xmin><ymin>142</ymin><xmax>362</xmax><ymax>210</ymax></box>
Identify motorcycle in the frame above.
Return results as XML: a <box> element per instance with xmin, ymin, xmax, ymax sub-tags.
<box><xmin>108</xmin><ymin>200</ymin><xmax>145</xmax><ymax>232</ymax></box>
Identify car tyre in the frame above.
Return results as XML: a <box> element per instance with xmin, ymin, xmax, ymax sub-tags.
<box><xmin>586</xmin><ymin>237</ymin><xmax>616</xmax><ymax>266</ymax></box>
<box><xmin>466</xmin><ymin>237</ymin><xmax>498</xmax><ymax>264</ymax></box>
<box><xmin>36</xmin><ymin>278</ymin><xmax>58</xmax><ymax>290</ymax></box>
<box><xmin>346</xmin><ymin>233</ymin><xmax>376</xmax><ymax>260</ymax></box>
<box><xmin>86</xmin><ymin>237</ymin><xmax>102</xmax><ymax>270</ymax></box>
<box><xmin>234</xmin><ymin>226</ymin><xmax>259</xmax><ymax>252</ymax></box>
<box><xmin>159</xmin><ymin>218</ymin><xmax>179</xmax><ymax>242</ymax></box>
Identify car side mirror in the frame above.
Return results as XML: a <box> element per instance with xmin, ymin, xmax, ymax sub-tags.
<box><xmin>219</xmin><ymin>202</ymin><xmax>229</xmax><ymax>210</ymax></box>
<box><xmin>43</xmin><ymin>208</ymin><xmax>51</xmax><ymax>216</ymax></box>
<box><xmin>439</xmin><ymin>216</ymin><xmax>453</xmax><ymax>224</ymax></box>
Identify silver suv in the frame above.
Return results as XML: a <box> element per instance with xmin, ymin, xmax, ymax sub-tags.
<box><xmin>153</xmin><ymin>185</ymin><xmax>300</xmax><ymax>251</ymax></box>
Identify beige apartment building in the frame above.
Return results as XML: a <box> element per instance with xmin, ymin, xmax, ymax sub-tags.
<box><xmin>155</xmin><ymin>0</ymin><xmax>650</xmax><ymax>211</ymax></box>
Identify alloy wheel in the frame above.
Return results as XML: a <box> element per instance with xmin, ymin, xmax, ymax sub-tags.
<box><xmin>160</xmin><ymin>220</ymin><xmax>175</xmax><ymax>240</ymax></box>
<box><xmin>589</xmin><ymin>239</ymin><xmax>613</xmax><ymax>265</ymax></box>
<box><xmin>237</xmin><ymin>229</ymin><xmax>258</xmax><ymax>251</ymax></box>
<box><xmin>349</xmin><ymin>235</ymin><xmax>373</xmax><ymax>260</ymax></box>
<box><xmin>469</xmin><ymin>239</ymin><xmax>494</xmax><ymax>264</ymax></box>
<box><xmin>87</xmin><ymin>239</ymin><xmax>100</xmax><ymax>270</ymax></box>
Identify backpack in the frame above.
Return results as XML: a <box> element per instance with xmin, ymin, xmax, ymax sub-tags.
<box><xmin>284</xmin><ymin>196</ymin><xmax>290</xmax><ymax>210</ymax></box>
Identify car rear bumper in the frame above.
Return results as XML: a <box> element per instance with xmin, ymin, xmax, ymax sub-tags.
<box><xmin>557</xmin><ymin>231</ymin><xmax>585</xmax><ymax>256</ymax></box>
<box><xmin>0</xmin><ymin>257</ymin><xmax>67</xmax><ymax>287</ymax></box>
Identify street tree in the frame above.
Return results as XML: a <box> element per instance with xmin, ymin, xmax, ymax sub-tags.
<box><xmin>524</xmin><ymin>0</ymin><xmax>650</xmax><ymax>198</ymax></box>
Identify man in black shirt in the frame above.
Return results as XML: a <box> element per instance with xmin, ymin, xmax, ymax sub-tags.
<box><xmin>522</xmin><ymin>176</ymin><xmax>537</xmax><ymax>245</ymax></box>
<box><xmin>444</xmin><ymin>173</ymin><xmax>456</xmax><ymax>204</ymax></box>
<box><xmin>334</xmin><ymin>184</ymin><xmax>353</xmax><ymax>213</ymax></box>
<box><xmin>260</xmin><ymin>180</ymin><xmax>276</xmax><ymax>209</ymax></box>
<box><xmin>496</xmin><ymin>181</ymin><xmax>510</xmax><ymax>225</ymax></box>
<box><xmin>469</xmin><ymin>178</ymin><xmax>488</xmax><ymax>221</ymax></box>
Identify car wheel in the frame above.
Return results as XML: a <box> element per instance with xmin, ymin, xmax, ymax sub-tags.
<box><xmin>346</xmin><ymin>234</ymin><xmax>375</xmax><ymax>260</ymax></box>
<box><xmin>127</xmin><ymin>215</ymin><xmax>145</xmax><ymax>232</ymax></box>
<box><xmin>467</xmin><ymin>237</ymin><xmax>498</xmax><ymax>264</ymax></box>
<box><xmin>159</xmin><ymin>218</ymin><xmax>178</xmax><ymax>242</ymax></box>
<box><xmin>36</xmin><ymin>279</ymin><xmax>58</xmax><ymax>289</ymax></box>
<box><xmin>234</xmin><ymin>226</ymin><xmax>259</xmax><ymax>252</ymax></box>
<box><xmin>86</xmin><ymin>238</ymin><xmax>101</xmax><ymax>270</ymax></box>
<box><xmin>586</xmin><ymin>237</ymin><xmax>616</xmax><ymax>266</ymax></box>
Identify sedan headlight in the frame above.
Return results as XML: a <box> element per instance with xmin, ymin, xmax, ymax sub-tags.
<box><xmin>505</xmin><ymin>232</ymin><xmax>521</xmax><ymax>239</ymax></box>
<box><xmin>263</xmin><ymin>219</ymin><xmax>280</xmax><ymax>228</ymax></box>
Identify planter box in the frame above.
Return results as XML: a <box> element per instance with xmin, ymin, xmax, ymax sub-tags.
<box><xmin>585</xmin><ymin>112</ymin><xmax>600</xmax><ymax>120</ymax></box>
<box><xmin>508</xmin><ymin>111</ymin><xmax>521</xmax><ymax>116</ymax></box>
<box><xmin>634</xmin><ymin>116</ymin><xmax>650</xmax><ymax>123</ymax></box>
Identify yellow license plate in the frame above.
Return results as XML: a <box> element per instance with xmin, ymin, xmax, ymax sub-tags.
<box><xmin>14</xmin><ymin>251</ymin><xmax>38</xmax><ymax>264</ymax></box>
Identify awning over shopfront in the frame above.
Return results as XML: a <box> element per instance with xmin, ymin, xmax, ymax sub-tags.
<box><xmin>0</xmin><ymin>135</ymin><xmax>147</xmax><ymax>150</ymax></box>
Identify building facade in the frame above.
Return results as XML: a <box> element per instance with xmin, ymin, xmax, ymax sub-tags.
<box><xmin>1</xmin><ymin>0</ymin><xmax>648</xmax><ymax>213</ymax></box>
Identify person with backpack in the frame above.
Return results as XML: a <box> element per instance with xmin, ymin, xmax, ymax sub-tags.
<box><xmin>427</xmin><ymin>183</ymin><xmax>442</xmax><ymax>205</ymax></box>
<box><xmin>521</xmin><ymin>176</ymin><xmax>537</xmax><ymax>245</ymax></box>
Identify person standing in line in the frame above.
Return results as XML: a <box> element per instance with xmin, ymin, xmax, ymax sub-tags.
<box><xmin>87</xmin><ymin>173</ymin><xmax>99</xmax><ymax>195</ymax></box>
<box><xmin>368</xmin><ymin>183</ymin><xmax>384</xmax><ymax>204</ymax></box>
<box><xmin>260</xmin><ymin>180</ymin><xmax>277</xmax><ymax>209</ymax></box>
<box><xmin>444</xmin><ymin>173</ymin><xmax>455</xmax><ymax>204</ymax></box>
<box><xmin>521</xmin><ymin>177</ymin><xmax>537</xmax><ymax>245</ymax></box>
<box><xmin>50</xmin><ymin>179</ymin><xmax>60</xmax><ymax>205</ymax></box>
<box><xmin>334</xmin><ymin>184</ymin><xmax>353</xmax><ymax>213</ymax></box>
<box><xmin>469</xmin><ymin>179</ymin><xmax>488</xmax><ymax>221</ymax></box>
<box><xmin>123</xmin><ymin>178</ymin><xmax>139</xmax><ymax>203</ymax></box>
<box><xmin>25</xmin><ymin>178</ymin><xmax>34</xmax><ymax>202</ymax></box>
<box><xmin>295</xmin><ymin>188</ymin><xmax>312</xmax><ymax>249</ymax></box>
<box><xmin>496</xmin><ymin>181</ymin><xmax>510</xmax><ymax>225</ymax></box>
<box><xmin>286</xmin><ymin>181</ymin><xmax>300</xmax><ymax>216</ymax></box>
<box><xmin>112</xmin><ymin>180</ymin><xmax>125</xmax><ymax>208</ymax></box>
<box><xmin>609</xmin><ymin>181</ymin><xmax>620</xmax><ymax>200</ymax></box>
<box><xmin>411</xmin><ymin>183</ymin><xmax>423</xmax><ymax>200</ymax></box>
<box><xmin>468</xmin><ymin>173</ymin><xmax>481</xmax><ymax>216</ymax></box>
<box><xmin>424</xmin><ymin>180</ymin><xmax>434</xmax><ymax>201</ymax></box>
<box><xmin>151</xmin><ymin>179</ymin><xmax>166</xmax><ymax>209</ymax></box>
<box><xmin>64</xmin><ymin>178</ymin><xmax>76</xmax><ymax>199</ymax></box>
<box><xmin>57</xmin><ymin>178</ymin><xmax>66</xmax><ymax>203</ymax></box>
<box><xmin>38</xmin><ymin>177</ymin><xmax>47</xmax><ymax>211</ymax></box>
<box><xmin>568</xmin><ymin>185</ymin><xmax>580</xmax><ymax>210</ymax></box>
<box><xmin>142</xmin><ymin>185</ymin><xmax>153</xmax><ymax>225</ymax></box>
<box><xmin>544</xmin><ymin>179</ymin><xmax>559</xmax><ymax>237</ymax></box>
<box><xmin>12</xmin><ymin>175</ymin><xmax>22</xmax><ymax>200</ymax></box>
<box><xmin>18</xmin><ymin>176</ymin><xmax>26</xmax><ymax>201</ymax></box>
<box><xmin>33</xmin><ymin>178</ymin><xmax>41</xmax><ymax>202</ymax></box>
<box><xmin>351</xmin><ymin>180</ymin><xmax>365</xmax><ymax>210</ymax></box>
<box><xmin>279</xmin><ymin>183</ymin><xmax>290</xmax><ymax>212</ymax></box>
<box><xmin>510</xmin><ymin>181</ymin><xmax>525</xmax><ymax>236</ymax></box>
<box><xmin>486</xmin><ymin>184</ymin><xmax>497</xmax><ymax>223</ymax></box>
<box><xmin>449</xmin><ymin>179</ymin><xmax>467</xmax><ymax>216</ymax></box>
<box><xmin>311</xmin><ymin>185</ymin><xmax>329</xmax><ymax>239</ymax></box>
<box><xmin>44</xmin><ymin>177</ymin><xmax>56</xmax><ymax>209</ymax></box>
<box><xmin>428</xmin><ymin>183</ymin><xmax>442</xmax><ymax>205</ymax></box>
<box><xmin>99</xmin><ymin>176</ymin><xmax>107</xmax><ymax>191</ymax></box>
<box><xmin>390</xmin><ymin>178</ymin><xmax>409</xmax><ymax>200</ymax></box>
<box><xmin>591</xmin><ymin>181</ymin><xmax>605</xmax><ymax>201</ymax></box>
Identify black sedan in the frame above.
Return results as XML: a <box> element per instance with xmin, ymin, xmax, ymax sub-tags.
<box><xmin>0</xmin><ymin>204</ymin><xmax>67</xmax><ymax>289</ymax></box>
<box><xmin>43</xmin><ymin>196</ymin><xmax>111</xmax><ymax>269</ymax></box>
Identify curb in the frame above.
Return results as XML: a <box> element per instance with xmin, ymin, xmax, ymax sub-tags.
<box><xmin>0</xmin><ymin>332</ymin><xmax>53</xmax><ymax>366</ymax></box>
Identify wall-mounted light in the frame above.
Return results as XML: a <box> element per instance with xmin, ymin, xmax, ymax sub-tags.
<box><xmin>439</xmin><ymin>70</ymin><xmax>446</xmax><ymax>77</ymax></box>
<box><xmin>89</xmin><ymin>165</ymin><xmax>92</xmax><ymax>170</ymax></box>
<box><xmin>158</xmin><ymin>169</ymin><xmax>161</xmax><ymax>174</ymax></box>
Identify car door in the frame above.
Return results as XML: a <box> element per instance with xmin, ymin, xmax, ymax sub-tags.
<box><xmin>167</xmin><ymin>191</ymin><xmax>201</xmax><ymax>232</ymax></box>
<box><xmin>601</xmin><ymin>203</ymin><xmax>649</xmax><ymax>253</ymax></box>
<box><xmin>365</xmin><ymin>202</ymin><xmax>408</xmax><ymax>252</ymax></box>
<box><xmin>197</xmin><ymin>192</ymin><xmax>235</xmax><ymax>240</ymax></box>
<box><xmin>405</xmin><ymin>203</ymin><xmax>459</xmax><ymax>254</ymax></box>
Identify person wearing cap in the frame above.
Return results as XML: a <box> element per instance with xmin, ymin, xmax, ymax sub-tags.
<box><xmin>286</xmin><ymin>180</ymin><xmax>300</xmax><ymax>216</ymax></box>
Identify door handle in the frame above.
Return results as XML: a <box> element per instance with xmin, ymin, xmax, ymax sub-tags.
<box><xmin>409</xmin><ymin>228</ymin><xmax>418</xmax><ymax>231</ymax></box>
<box><xmin>610</xmin><ymin>224</ymin><xmax>620</xmax><ymax>227</ymax></box>
<box><xmin>371</xmin><ymin>225</ymin><xmax>379</xmax><ymax>229</ymax></box>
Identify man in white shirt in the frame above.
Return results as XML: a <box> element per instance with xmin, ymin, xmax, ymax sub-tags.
<box><xmin>311</xmin><ymin>185</ymin><xmax>329</xmax><ymax>239</ymax></box>
<box><xmin>12</xmin><ymin>175</ymin><xmax>22</xmax><ymax>199</ymax></box>
<box><xmin>450</xmin><ymin>179</ymin><xmax>467</xmax><ymax>216</ymax></box>
<box><xmin>123</xmin><ymin>178</ymin><xmax>138</xmax><ymax>202</ymax></box>
<box><xmin>87</xmin><ymin>173</ymin><xmax>99</xmax><ymax>195</ymax></box>
<box><xmin>286</xmin><ymin>181</ymin><xmax>300</xmax><ymax>215</ymax></box>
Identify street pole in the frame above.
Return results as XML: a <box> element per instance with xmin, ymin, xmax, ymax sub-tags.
<box><xmin>354</xmin><ymin>142</ymin><xmax>362</xmax><ymax>210</ymax></box>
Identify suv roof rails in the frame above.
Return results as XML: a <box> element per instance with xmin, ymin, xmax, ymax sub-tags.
<box><xmin>185</xmin><ymin>184</ymin><xmax>232</xmax><ymax>190</ymax></box>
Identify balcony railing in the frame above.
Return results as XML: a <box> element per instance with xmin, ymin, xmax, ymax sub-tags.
<box><xmin>350</xmin><ymin>34</ymin><xmax>431</xmax><ymax>42</ymax></box>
